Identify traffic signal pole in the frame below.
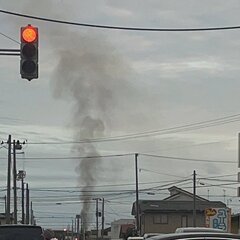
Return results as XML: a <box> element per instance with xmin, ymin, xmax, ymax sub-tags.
<box><xmin>0</xmin><ymin>49</ymin><xmax>20</xmax><ymax>56</ymax></box>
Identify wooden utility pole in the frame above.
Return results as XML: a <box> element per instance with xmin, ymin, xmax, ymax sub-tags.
<box><xmin>13</xmin><ymin>140</ymin><xmax>17</xmax><ymax>223</ymax></box>
<box><xmin>6</xmin><ymin>135</ymin><xmax>11</xmax><ymax>224</ymax></box>
<box><xmin>22</xmin><ymin>177</ymin><xmax>25</xmax><ymax>224</ymax></box>
<box><xmin>101</xmin><ymin>198</ymin><xmax>105</xmax><ymax>240</ymax></box>
<box><xmin>96</xmin><ymin>198</ymin><xmax>99</xmax><ymax>240</ymax></box>
<box><xmin>135</xmin><ymin>153</ymin><xmax>140</xmax><ymax>235</ymax></box>
<box><xmin>193</xmin><ymin>170</ymin><xmax>196</xmax><ymax>227</ymax></box>
<box><xmin>26</xmin><ymin>183</ymin><xmax>30</xmax><ymax>224</ymax></box>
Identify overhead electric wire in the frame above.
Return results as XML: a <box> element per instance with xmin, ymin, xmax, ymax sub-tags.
<box><xmin>0</xmin><ymin>31</ymin><xmax>19</xmax><ymax>44</ymax></box>
<box><xmin>29</xmin><ymin>179</ymin><xmax>193</xmax><ymax>204</ymax></box>
<box><xmin>198</xmin><ymin>173</ymin><xmax>237</xmax><ymax>179</ymax></box>
<box><xmin>139</xmin><ymin>168</ymin><xmax>191</xmax><ymax>179</ymax></box>
<box><xmin>29</xmin><ymin>179</ymin><xmax>237</xmax><ymax>204</ymax></box>
<box><xmin>1</xmin><ymin>9</ymin><xmax>240</xmax><ymax>32</ymax></box>
<box><xmin>147</xmin><ymin>140</ymin><xmax>232</xmax><ymax>154</ymax></box>
<box><xmin>185</xmin><ymin>182</ymin><xmax>240</xmax><ymax>190</ymax></box>
<box><xmin>11</xmin><ymin>153</ymin><xmax>134</xmax><ymax>160</ymax></box>
<box><xmin>28</xmin><ymin>179</ymin><xmax>183</xmax><ymax>192</ymax></box>
<box><xmin>9</xmin><ymin>151</ymin><xmax>237</xmax><ymax>165</ymax></box>
<box><xmin>24</xmin><ymin>113</ymin><xmax>240</xmax><ymax>144</ymax></box>
<box><xmin>140</xmin><ymin>153</ymin><xmax>236</xmax><ymax>164</ymax></box>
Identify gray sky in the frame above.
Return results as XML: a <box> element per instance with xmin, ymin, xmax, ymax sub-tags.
<box><xmin>0</xmin><ymin>0</ymin><xmax>240</xmax><ymax>230</ymax></box>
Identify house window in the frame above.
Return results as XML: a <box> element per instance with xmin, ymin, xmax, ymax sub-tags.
<box><xmin>153</xmin><ymin>214</ymin><xmax>168</xmax><ymax>224</ymax></box>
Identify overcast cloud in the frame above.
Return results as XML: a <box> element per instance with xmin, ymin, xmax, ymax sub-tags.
<box><xmin>0</xmin><ymin>0</ymin><xmax>240</xmax><ymax>229</ymax></box>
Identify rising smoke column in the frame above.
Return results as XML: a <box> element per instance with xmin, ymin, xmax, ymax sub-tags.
<box><xmin>51</xmin><ymin>32</ymin><xmax>131</xmax><ymax>229</ymax></box>
<box><xmin>75</xmin><ymin>116</ymin><xmax>105</xmax><ymax>230</ymax></box>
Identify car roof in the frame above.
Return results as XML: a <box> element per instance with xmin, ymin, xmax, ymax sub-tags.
<box><xmin>175</xmin><ymin>227</ymin><xmax>224</xmax><ymax>233</ymax></box>
<box><xmin>128</xmin><ymin>237</ymin><xmax>144</xmax><ymax>239</ymax></box>
<box><xmin>144</xmin><ymin>233</ymin><xmax>164</xmax><ymax>238</ymax></box>
<box><xmin>149</xmin><ymin>232</ymin><xmax>240</xmax><ymax>240</ymax></box>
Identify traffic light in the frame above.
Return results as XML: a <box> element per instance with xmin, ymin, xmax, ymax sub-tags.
<box><xmin>20</xmin><ymin>24</ymin><xmax>38</xmax><ymax>80</ymax></box>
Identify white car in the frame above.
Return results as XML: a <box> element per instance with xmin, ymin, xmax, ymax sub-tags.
<box><xmin>175</xmin><ymin>227</ymin><xmax>225</xmax><ymax>233</ymax></box>
<box><xmin>143</xmin><ymin>233</ymin><xmax>164</xmax><ymax>239</ymax></box>
<box><xmin>150</xmin><ymin>232</ymin><xmax>240</xmax><ymax>240</ymax></box>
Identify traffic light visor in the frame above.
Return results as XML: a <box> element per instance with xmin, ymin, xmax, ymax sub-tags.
<box><xmin>22</xmin><ymin>27</ymin><xmax>37</xmax><ymax>43</ymax></box>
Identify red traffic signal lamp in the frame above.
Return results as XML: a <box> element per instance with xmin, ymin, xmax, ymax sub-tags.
<box><xmin>20</xmin><ymin>25</ymin><xmax>38</xmax><ymax>81</ymax></box>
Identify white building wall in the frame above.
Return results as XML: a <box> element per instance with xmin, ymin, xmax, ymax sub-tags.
<box><xmin>110</xmin><ymin>219</ymin><xmax>135</xmax><ymax>240</ymax></box>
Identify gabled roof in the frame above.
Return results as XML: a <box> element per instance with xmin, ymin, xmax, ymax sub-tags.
<box><xmin>163</xmin><ymin>186</ymin><xmax>209</xmax><ymax>202</ymax></box>
<box><xmin>131</xmin><ymin>186</ymin><xmax>226</xmax><ymax>215</ymax></box>
<box><xmin>131</xmin><ymin>200</ymin><xmax>226</xmax><ymax>215</ymax></box>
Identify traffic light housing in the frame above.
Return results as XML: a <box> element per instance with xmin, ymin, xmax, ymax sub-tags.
<box><xmin>20</xmin><ymin>25</ymin><xmax>38</xmax><ymax>81</ymax></box>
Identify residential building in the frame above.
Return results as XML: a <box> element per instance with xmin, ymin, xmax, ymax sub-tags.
<box><xmin>0</xmin><ymin>213</ymin><xmax>13</xmax><ymax>225</ymax></box>
<box><xmin>110</xmin><ymin>219</ymin><xmax>135</xmax><ymax>240</ymax></box>
<box><xmin>131</xmin><ymin>186</ymin><xmax>227</xmax><ymax>234</ymax></box>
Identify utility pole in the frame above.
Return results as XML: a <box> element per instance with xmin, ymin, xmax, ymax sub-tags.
<box><xmin>13</xmin><ymin>139</ymin><xmax>23</xmax><ymax>224</ymax></box>
<box><xmin>4</xmin><ymin>195</ymin><xmax>6</xmax><ymax>214</ymax></box>
<box><xmin>26</xmin><ymin>183</ymin><xmax>30</xmax><ymax>224</ymax></box>
<box><xmin>93</xmin><ymin>198</ymin><xmax>101</xmax><ymax>240</ymax></box>
<box><xmin>13</xmin><ymin>140</ymin><xmax>17</xmax><ymax>224</ymax></box>
<box><xmin>22</xmin><ymin>177</ymin><xmax>25</xmax><ymax>224</ymax></box>
<box><xmin>96</xmin><ymin>198</ymin><xmax>99</xmax><ymax>240</ymax></box>
<box><xmin>82</xmin><ymin>215</ymin><xmax>85</xmax><ymax>240</ymax></box>
<box><xmin>6</xmin><ymin>135</ymin><xmax>11</xmax><ymax>224</ymax></box>
<box><xmin>17</xmin><ymin>170</ymin><xmax>26</xmax><ymax>224</ymax></box>
<box><xmin>238</xmin><ymin>132</ymin><xmax>240</xmax><ymax>168</ymax></box>
<box><xmin>193</xmin><ymin>170</ymin><xmax>196</xmax><ymax>227</ymax></box>
<box><xmin>76</xmin><ymin>214</ymin><xmax>80</xmax><ymax>240</ymax></box>
<box><xmin>30</xmin><ymin>201</ymin><xmax>33</xmax><ymax>225</ymax></box>
<box><xmin>101</xmin><ymin>198</ymin><xmax>104</xmax><ymax>240</ymax></box>
<box><xmin>135</xmin><ymin>153</ymin><xmax>140</xmax><ymax>235</ymax></box>
<box><xmin>71</xmin><ymin>219</ymin><xmax>74</xmax><ymax>240</ymax></box>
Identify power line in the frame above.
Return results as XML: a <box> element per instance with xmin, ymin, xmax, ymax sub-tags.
<box><xmin>6</xmin><ymin>152</ymin><xmax>235</xmax><ymax>164</ymax></box>
<box><xmin>0</xmin><ymin>31</ymin><xmax>19</xmax><ymax>44</ymax></box>
<box><xmin>23</xmin><ymin>113</ymin><xmax>240</xmax><ymax>144</ymax></box>
<box><xmin>1</xmin><ymin>9</ymin><xmax>240</xmax><ymax>32</ymax></box>
<box><xmin>140</xmin><ymin>153</ymin><xmax>236</xmax><ymax>164</ymax></box>
<box><xmin>198</xmin><ymin>173</ymin><xmax>237</xmax><ymax>179</ymax></box>
<box><xmin>146</xmin><ymin>139</ymin><xmax>234</xmax><ymax>154</ymax></box>
<box><xmin>7</xmin><ymin>153</ymin><xmax>134</xmax><ymax>160</ymax></box>
<box><xmin>139</xmin><ymin>168</ymin><xmax>191</xmax><ymax>179</ymax></box>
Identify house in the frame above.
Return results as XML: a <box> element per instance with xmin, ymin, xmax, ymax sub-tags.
<box><xmin>131</xmin><ymin>186</ymin><xmax>227</xmax><ymax>234</ymax></box>
<box><xmin>0</xmin><ymin>213</ymin><xmax>14</xmax><ymax>225</ymax></box>
<box><xmin>231</xmin><ymin>213</ymin><xmax>240</xmax><ymax>234</ymax></box>
<box><xmin>110</xmin><ymin>219</ymin><xmax>135</xmax><ymax>240</ymax></box>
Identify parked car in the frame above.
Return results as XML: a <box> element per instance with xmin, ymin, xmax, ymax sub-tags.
<box><xmin>143</xmin><ymin>233</ymin><xmax>164</xmax><ymax>239</ymax></box>
<box><xmin>149</xmin><ymin>232</ymin><xmax>240</xmax><ymax>240</ymax></box>
<box><xmin>127</xmin><ymin>237</ymin><xmax>144</xmax><ymax>240</ymax></box>
<box><xmin>0</xmin><ymin>224</ymin><xmax>43</xmax><ymax>240</ymax></box>
<box><xmin>175</xmin><ymin>227</ymin><xmax>225</xmax><ymax>233</ymax></box>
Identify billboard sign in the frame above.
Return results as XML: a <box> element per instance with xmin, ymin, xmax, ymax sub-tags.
<box><xmin>205</xmin><ymin>208</ymin><xmax>231</xmax><ymax>232</ymax></box>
